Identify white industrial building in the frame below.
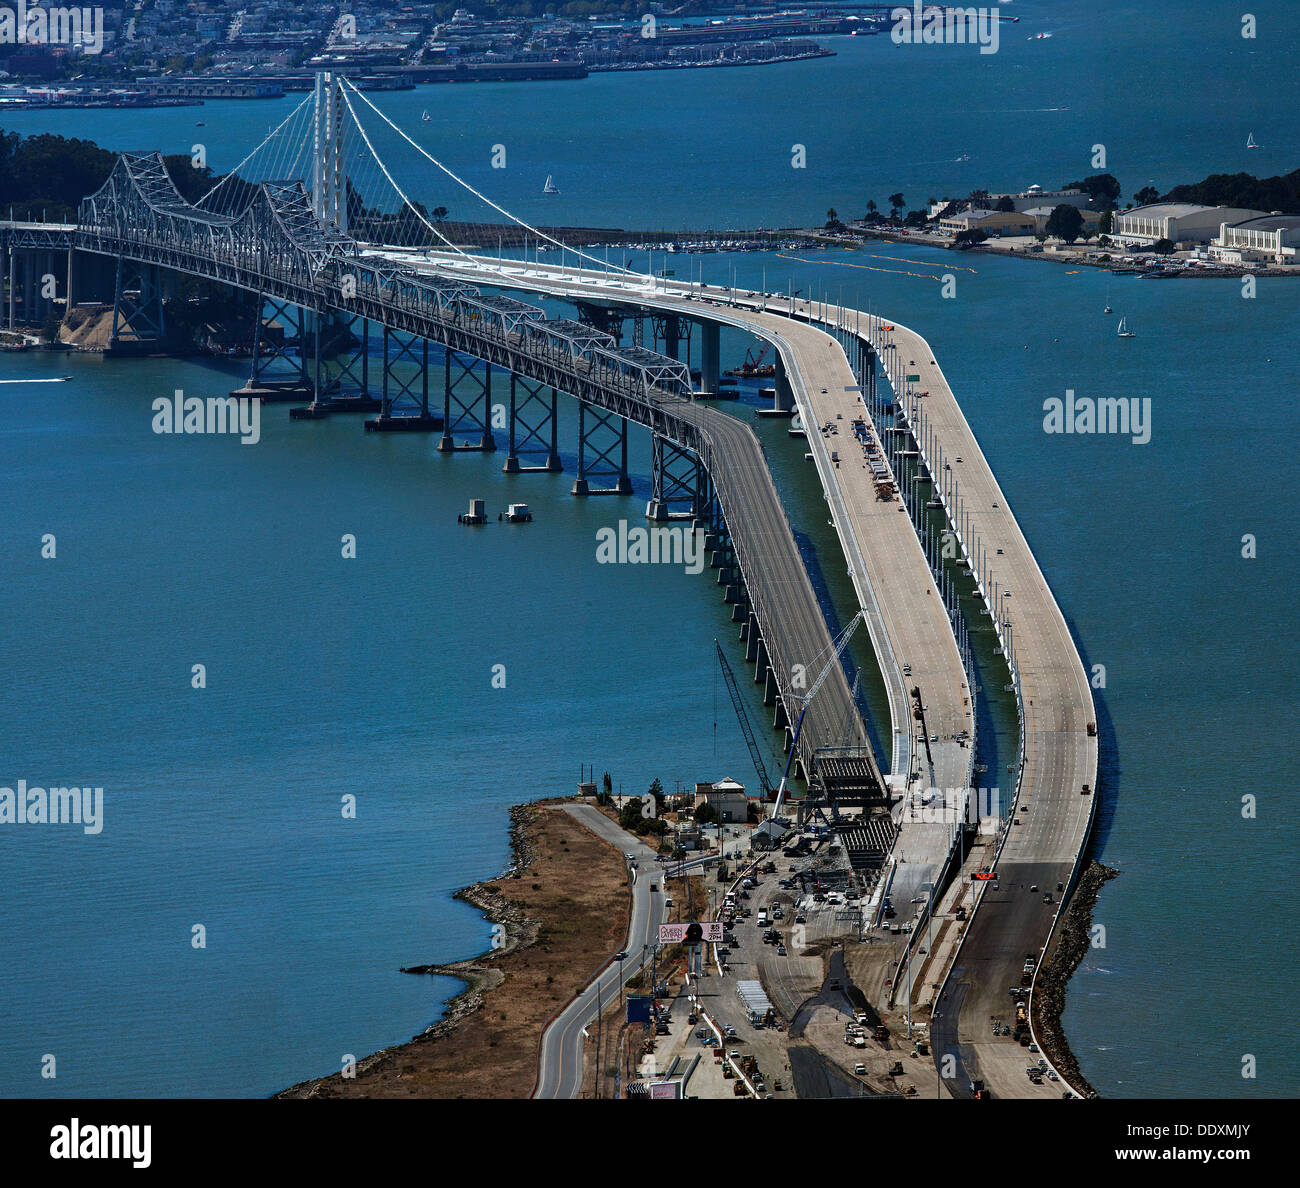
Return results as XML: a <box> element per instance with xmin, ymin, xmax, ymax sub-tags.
<box><xmin>1113</xmin><ymin>203</ymin><xmax>1266</xmax><ymax>247</ymax></box>
<box><xmin>1209</xmin><ymin>214</ymin><xmax>1300</xmax><ymax>264</ymax></box>
<box><xmin>694</xmin><ymin>777</ymin><xmax>749</xmax><ymax>822</ymax></box>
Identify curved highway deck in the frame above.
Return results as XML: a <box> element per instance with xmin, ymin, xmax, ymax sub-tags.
<box><xmin>403</xmin><ymin>252</ymin><xmax>1095</xmax><ymax>1099</ymax></box>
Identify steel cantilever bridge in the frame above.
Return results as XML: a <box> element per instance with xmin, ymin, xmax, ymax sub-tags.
<box><xmin>8</xmin><ymin>72</ymin><xmax>891</xmax><ymax>813</ymax></box>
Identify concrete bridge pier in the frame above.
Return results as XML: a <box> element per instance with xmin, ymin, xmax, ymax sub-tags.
<box><xmin>745</xmin><ymin>615</ymin><xmax>760</xmax><ymax>663</ymax></box>
<box><xmin>763</xmin><ymin>668</ymin><xmax>779</xmax><ymax>707</ymax></box>
<box><xmin>653</xmin><ymin>313</ymin><xmax>686</xmax><ymax>363</ymax></box>
<box><xmin>773</xmin><ymin>353</ymin><xmax>795</xmax><ymax>414</ymax></box>
<box><xmin>699</xmin><ymin>320</ymin><xmax>720</xmax><ymax>395</ymax></box>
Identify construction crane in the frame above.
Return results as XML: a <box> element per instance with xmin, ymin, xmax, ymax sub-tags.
<box><xmin>715</xmin><ymin>640</ymin><xmax>774</xmax><ymax>798</ymax></box>
<box><xmin>772</xmin><ymin>610</ymin><xmax>865</xmax><ymax>820</ymax></box>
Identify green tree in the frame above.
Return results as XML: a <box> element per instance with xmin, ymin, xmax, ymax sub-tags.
<box><xmin>953</xmin><ymin>228</ymin><xmax>987</xmax><ymax>248</ymax></box>
<box><xmin>618</xmin><ymin>797</ymin><xmax>643</xmax><ymax>831</ymax></box>
<box><xmin>431</xmin><ymin>205</ymin><xmax>449</xmax><ymax>221</ymax></box>
<box><xmin>1063</xmin><ymin>173</ymin><xmax>1122</xmax><ymax>207</ymax></box>
<box><xmin>865</xmin><ymin>199</ymin><xmax>878</xmax><ymax>218</ymax></box>
<box><xmin>1152</xmin><ymin>237</ymin><xmax>1176</xmax><ymax>255</ymax></box>
<box><xmin>1098</xmin><ymin>209</ymin><xmax>1114</xmax><ymax>235</ymax></box>
<box><xmin>888</xmin><ymin>192</ymin><xmax>905</xmax><ymax>219</ymax></box>
<box><xmin>694</xmin><ymin>801</ymin><xmax>719</xmax><ymax>825</ymax></box>
<box><xmin>1133</xmin><ymin>185</ymin><xmax>1160</xmax><ymax>206</ymax></box>
<box><xmin>995</xmin><ymin>195</ymin><xmax>1015</xmax><ymax>212</ymax></box>
<box><xmin>646</xmin><ymin>777</ymin><xmax>664</xmax><ymax>812</ymax></box>
<box><xmin>1046</xmin><ymin>204</ymin><xmax>1085</xmax><ymax>243</ymax></box>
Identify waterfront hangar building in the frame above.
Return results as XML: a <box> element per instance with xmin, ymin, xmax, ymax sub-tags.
<box><xmin>1113</xmin><ymin>202</ymin><xmax>1267</xmax><ymax>247</ymax></box>
<box><xmin>1209</xmin><ymin>214</ymin><xmax>1300</xmax><ymax>265</ymax></box>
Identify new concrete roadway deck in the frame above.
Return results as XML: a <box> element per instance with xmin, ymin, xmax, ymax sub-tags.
<box><xmin>399</xmin><ymin>251</ymin><xmax>974</xmax><ymax>911</ymax></box>
<box><xmin>393</xmin><ymin>253</ymin><xmax>1096</xmax><ymax>1098</ymax></box>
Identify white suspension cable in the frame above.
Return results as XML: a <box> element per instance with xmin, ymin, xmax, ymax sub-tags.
<box><xmin>194</xmin><ymin>93</ymin><xmax>313</xmax><ymax>211</ymax></box>
<box><xmin>343</xmin><ymin>79</ymin><xmax>646</xmax><ymax>280</ymax></box>
<box><xmin>339</xmin><ymin>85</ymin><xmax>485</xmax><ymax>265</ymax></box>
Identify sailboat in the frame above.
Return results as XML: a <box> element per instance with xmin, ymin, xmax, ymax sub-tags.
<box><xmin>1116</xmin><ymin>315</ymin><xmax>1136</xmax><ymax>338</ymax></box>
<box><xmin>543</xmin><ymin>174</ymin><xmax>559</xmax><ymax>195</ymax></box>
<box><xmin>1103</xmin><ymin>303</ymin><xmax>1112</xmax><ymax>314</ymax></box>
<box><xmin>421</xmin><ymin>110</ymin><xmax>431</xmax><ymax>122</ymax></box>
<box><xmin>1246</xmin><ymin>132</ymin><xmax>1260</xmax><ymax>149</ymax></box>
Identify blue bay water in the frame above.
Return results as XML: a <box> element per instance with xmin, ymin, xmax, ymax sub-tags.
<box><xmin>2</xmin><ymin>0</ymin><xmax>1298</xmax><ymax>1097</ymax></box>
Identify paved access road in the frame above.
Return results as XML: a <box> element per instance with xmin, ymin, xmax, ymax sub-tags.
<box><xmin>532</xmin><ymin>805</ymin><xmax>666</xmax><ymax>1099</ymax></box>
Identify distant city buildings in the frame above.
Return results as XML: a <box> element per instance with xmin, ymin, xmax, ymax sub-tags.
<box><xmin>0</xmin><ymin>3</ymin><xmax>846</xmax><ymax>91</ymax></box>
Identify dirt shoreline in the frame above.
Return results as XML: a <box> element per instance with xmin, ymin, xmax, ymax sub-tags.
<box><xmin>276</xmin><ymin>798</ymin><xmax>629</xmax><ymax>1099</ymax></box>
<box><xmin>1032</xmin><ymin>858</ymin><xmax>1120</xmax><ymax>1097</ymax></box>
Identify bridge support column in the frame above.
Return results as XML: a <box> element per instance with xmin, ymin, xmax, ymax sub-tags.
<box><xmin>745</xmin><ymin>614</ymin><xmax>760</xmax><ymax>662</ymax></box>
<box><xmin>365</xmin><ymin>328</ymin><xmax>438</xmax><ymax>431</ymax></box>
<box><xmin>237</xmin><ymin>296</ymin><xmax>312</xmax><ymax>398</ymax></box>
<box><xmin>653</xmin><ymin>314</ymin><xmax>684</xmax><ymax>361</ymax></box>
<box><xmin>773</xmin><ymin>353</ymin><xmax>795</xmax><ymax>414</ymax></box>
<box><xmin>700</xmin><ymin>321</ymin><xmax>720</xmax><ymax>395</ymax></box>
<box><xmin>571</xmin><ymin>401</ymin><xmax>632</xmax><ymax>496</ymax></box>
<box><xmin>646</xmin><ymin>433</ymin><xmax>701</xmax><ymax>521</ymax></box>
<box><xmin>764</xmin><ymin>668</ymin><xmax>779</xmax><ymax>708</ymax></box>
<box><xmin>106</xmin><ymin>257</ymin><xmax>166</xmax><ymax>353</ymax></box>
<box><xmin>6</xmin><ymin>246</ymin><xmax>13</xmax><ymax>330</ymax></box>
<box><xmin>504</xmin><ymin>374</ymin><xmax>562</xmax><ymax>473</ymax></box>
<box><xmin>22</xmin><ymin>251</ymin><xmax>36</xmax><ymax>326</ymax></box>
<box><xmin>439</xmin><ymin>349</ymin><xmax>496</xmax><ymax>451</ymax></box>
<box><xmin>754</xmin><ymin>641</ymin><xmax>769</xmax><ymax>684</ymax></box>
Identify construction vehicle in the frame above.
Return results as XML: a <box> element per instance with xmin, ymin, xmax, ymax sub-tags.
<box><xmin>873</xmin><ymin>1024</ymin><xmax>890</xmax><ymax>1041</ymax></box>
<box><xmin>725</xmin><ymin>345</ymin><xmax>776</xmax><ymax>379</ymax></box>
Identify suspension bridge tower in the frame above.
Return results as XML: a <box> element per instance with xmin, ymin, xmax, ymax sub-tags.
<box><xmin>312</xmin><ymin>71</ymin><xmax>347</xmax><ymax>233</ymax></box>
